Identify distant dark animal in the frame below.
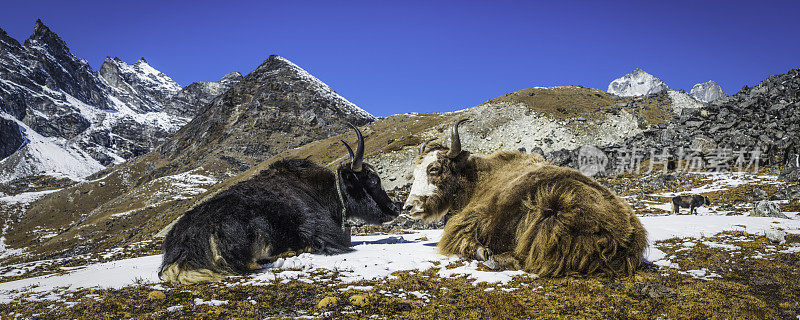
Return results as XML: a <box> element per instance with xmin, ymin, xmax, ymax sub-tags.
<box><xmin>404</xmin><ymin>119</ymin><xmax>648</xmax><ymax>277</ymax></box>
<box><xmin>160</xmin><ymin>124</ymin><xmax>400</xmax><ymax>284</ymax></box>
<box><xmin>671</xmin><ymin>195</ymin><xmax>711</xmax><ymax>215</ymax></box>
<box><xmin>666</xmin><ymin>159</ymin><xmax>677</xmax><ymax>171</ymax></box>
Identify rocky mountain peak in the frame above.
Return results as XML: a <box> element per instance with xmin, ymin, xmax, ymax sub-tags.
<box><xmin>690</xmin><ymin>80</ymin><xmax>727</xmax><ymax>103</ymax></box>
<box><xmin>25</xmin><ymin>19</ymin><xmax>69</xmax><ymax>53</ymax></box>
<box><xmin>608</xmin><ymin>68</ymin><xmax>670</xmax><ymax>97</ymax></box>
<box><xmin>219</xmin><ymin>71</ymin><xmax>243</xmax><ymax>85</ymax></box>
<box><xmin>0</xmin><ymin>26</ymin><xmax>22</xmax><ymax>49</ymax></box>
<box><xmin>249</xmin><ymin>55</ymin><xmax>375</xmax><ymax>121</ymax></box>
<box><xmin>99</xmin><ymin>56</ymin><xmax>182</xmax><ymax>112</ymax></box>
<box><xmin>158</xmin><ymin>54</ymin><xmax>375</xmax><ymax>170</ymax></box>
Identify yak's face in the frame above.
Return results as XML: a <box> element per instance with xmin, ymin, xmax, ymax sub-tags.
<box><xmin>404</xmin><ymin>147</ymin><xmax>470</xmax><ymax>222</ymax></box>
<box><xmin>337</xmin><ymin>163</ymin><xmax>401</xmax><ymax>224</ymax></box>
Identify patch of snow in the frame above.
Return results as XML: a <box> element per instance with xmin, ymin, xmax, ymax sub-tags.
<box><xmin>703</xmin><ymin>241</ymin><xmax>740</xmax><ymax>251</ymax></box>
<box><xmin>166</xmin><ymin>305</ymin><xmax>183</xmax><ymax>312</ymax></box>
<box><xmin>150</xmin><ymin>169</ymin><xmax>219</xmax><ymax>201</ymax></box>
<box><xmin>640</xmin><ymin>215</ymin><xmax>800</xmax><ymax>251</ymax></box>
<box><xmin>681</xmin><ymin>268</ymin><xmax>721</xmax><ymax>280</ymax></box>
<box><xmin>0</xmin><ymin>236</ymin><xmax>24</xmax><ymax>260</ymax></box>
<box><xmin>194</xmin><ymin>298</ymin><xmax>228</xmax><ymax>306</ymax></box>
<box><xmin>0</xmin><ymin>189</ymin><xmax>60</xmax><ymax>205</ymax></box>
<box><xmin>0</xmin><ymin>255</ymin><xmax>161</xmax><ymax>302</ymax></box>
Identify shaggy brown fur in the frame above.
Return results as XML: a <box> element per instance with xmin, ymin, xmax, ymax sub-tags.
<box><xmin>405</xmin><ymin>124</ymin><xmax>648</xmax><ymax>277</ymax></box>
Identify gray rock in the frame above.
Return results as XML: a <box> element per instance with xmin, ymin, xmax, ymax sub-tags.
<box><xmin>482</xmin><ymin>259</ymin><xmax>499</xmax><ymax>270</ymax></box>
<box><xmin>691</xmin><ymin>135</ymin><xmax>717</xmax><ymax>154</ymax></box>
<box><xmin>751</xmin><ymin>200</ymin><xmax>788</xmax><ymax>219</ymax></box>
<box><xmin>771</xmin><ymin>184</ymin><xmax>800</xmax><ymax>200</ymax></box>
<box><xmin>765</xmin><ymin>229</ymin><xmax>787</xmax><ymax>244</ymax></box>
<box><xmin>690</xmin><ymin>80</ymin><xmax>727</xmax><ymax>103</ymax></box>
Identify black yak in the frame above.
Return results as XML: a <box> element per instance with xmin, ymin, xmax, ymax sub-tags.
<box><xmin>671</xmin><ymin>195</ymin><xmax>711</xmax><ymax>215</ymax></box>
<box><xmin>160</xmin><ymin>124</ymin><xmax>400</xmax><ymax>284</ymax></box>
<box><xmin>403</xmin><ymin>119</ymin><xmax>648</xmax><ymax>277</ymax></box>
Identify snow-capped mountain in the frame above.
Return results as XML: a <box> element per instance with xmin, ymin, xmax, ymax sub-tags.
<box><xmin>0</xmin><ymin>20</ymin><xmax>239</xmax><ymax>183</ymax></box>
<box><xmin>99</xmin><ymin>56</ymin><xmax>181</xmax><ymax>113</ymax></box>
<box><xmin>608</xmin><ymin>68</ymin><xmax>670</xmax><ymax>97</ymax></box>
<box><xmin>690</xmin><ymin>80</ymin><xmax>727</xmax><ymax>103</ymax></box>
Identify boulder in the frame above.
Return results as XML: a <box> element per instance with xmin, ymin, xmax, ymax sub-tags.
<box><xmin>771</xmin><ymin>184</ymin><xmax>800</xmax><ymax>201</ymax></box>
<box><xmin>765</xmin><ymin>229</ymin><xmax>787</xmax><ymax>244</ymax></box>
<box><xmin>750</xmin><ymin>200</ymin><xmax>788</xmax><ymax>219</ymax></box>
<box><xmin>691</xmin><ymin>135</ymin><xmax>717</xmax><ymax>154</ymax></box>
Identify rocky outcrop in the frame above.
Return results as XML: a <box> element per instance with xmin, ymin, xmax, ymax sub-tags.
<box><xmin>690</xmin><ymin>80</ymin><xmax>727</xmax><ymax>103</ymax></box>
<box><xmin>162</xmin><ymin>72</ymin><xmax>243</xmax><ymax>118</ymax></box>
<box><xmin>0</xmin><ymin>118</ymin><xmax>27</xmax><ymax>159</ymax></box>
<box><xmin>608</xmin><ymin>68</ymin><xmax>670</xmax><ymax>97</ymax></box>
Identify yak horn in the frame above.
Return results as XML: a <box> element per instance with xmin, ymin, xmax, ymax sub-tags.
<box><xmin>341</xmin><ymin>140</ymin><xmax>355</xmax><ymax>163</ymax></box>
<box><xmin>347</xmin><ymin>123</ymin><xmax>364</xmax><ymax>172</ymax></box>
<box><xmin>447</xmin><ymin>119</ymin><xmax>470</xmax><ymax>158</ymax></box>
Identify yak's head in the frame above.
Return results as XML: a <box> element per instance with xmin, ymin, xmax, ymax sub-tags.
<box><xmin>704</xmin><ymin>196</ymin><xmax>711</xmax><ymax>206</ymax></box>
<box><xmin>337</xmin><ymin>124</ymin><xmax>401</xmax><ymax>224</ymax></box>
<box><xmin>404</xmin><ymin>119</ymin><xmax>475</xmax><ymax>222</ymax></box>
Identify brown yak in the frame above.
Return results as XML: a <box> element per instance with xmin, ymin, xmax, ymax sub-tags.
<box><xmin>403</xmin><ymin>119</ymin><xmax>649</xmax><ymax>277</ymax></box>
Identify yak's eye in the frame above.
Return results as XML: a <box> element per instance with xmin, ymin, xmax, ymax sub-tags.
<box><xmin>428</xmin><ymin>167</ymin><xmax>440</xmax><ymax>175</ymax></box>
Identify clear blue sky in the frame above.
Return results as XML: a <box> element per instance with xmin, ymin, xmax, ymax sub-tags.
<box><xmin>1</xmin><ymin>0</ymin><xmax>798</xmax><ymax>116</ymax></box>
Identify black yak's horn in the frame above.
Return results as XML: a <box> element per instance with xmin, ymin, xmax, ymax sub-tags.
<box><xmin>341</xmin><ymin>140</ymin><xmax>354</xmax><ymax>163</ymax></box>
<box><xmin>348</xmin><ymin>123</ymin><xmax>364</xmax><ymax>172</ymax></box>
<box><xmin>447</xmin><ymin>119</ymin><xmax>470</xmax><ymax>158</ymax></box>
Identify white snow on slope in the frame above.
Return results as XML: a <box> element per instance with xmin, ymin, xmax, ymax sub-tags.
<box><xmin>2</xmin><ymin>215</ymin><xmax>799</xmax><ymax>302</ymax></box>
<box><xmin>0</xmin><ymin>189</ymin><xmax>60</xmax><ymax>205</ymax></box>
<box><xmin>0</xmin><ymin>113</ymin><xmax>104</xmax><ymax>183</ymax></box>
<box><xmin>125</xmin><ymin>58</ymin><xmax>182</xmax><ymax>95</ymax></box>
<box><xmin>608</xmin><ymin>68</ymin><xmax>669</xmax><ymax>97</ymax></box>
<box><xmin>0</xmin><ymin>236</ymin><xmax>24</xmax><ymax>261</ymax></box>
<box><xmin>149</xmin><ymin>169</ymin><xmax>219</xmax><ymax>201</ymax></box>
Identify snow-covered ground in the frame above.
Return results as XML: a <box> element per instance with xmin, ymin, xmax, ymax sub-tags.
<box><xmin>1</xmin><ymin>215</ymin><xmax>798</xmax><ymax>303</ymax></box>
<box><xmin>0</xmin><ymin>189</ymin><xmax>60</xmax><ymax>205</ymax></box>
